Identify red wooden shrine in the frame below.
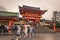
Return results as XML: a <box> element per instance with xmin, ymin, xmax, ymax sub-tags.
<box><xmin>19</xmin><ymin>5</ymin><xmax>47</xmax><ymax>24</ymax></box>
<box><xmin>0</xmin><ymin>16</ymin><xmax>18</xmax><ymax>32</ymax></box>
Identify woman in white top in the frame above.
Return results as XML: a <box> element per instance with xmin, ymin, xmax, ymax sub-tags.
<box><xmin>23</xmin><ymin>24</ymin><xmax>28</xmax><ymax>38</ymax></box>
<box><xmin>16</xmin><ymin>25</ymin><xmax>21</xmax><ymax>40</ymax></box>
<box><xmin>23</xmin><ymin>23</ymin><xmax>31</xmax><ymax>38</ymax></box>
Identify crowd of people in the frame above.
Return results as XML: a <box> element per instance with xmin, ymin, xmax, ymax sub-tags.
<box><xmin>0</xmin><ymin>24</ymin><xmax>17</xmax><ymax>33</ymax></box>
<box><xmin>0</xmin><ymin>23</ymin><xmax>35</xmax><ymax>40</ymax></box>
<box><xmin>0</xmin><ymin>24</ymin><xmax>8</xmax><ymax>33</ymax></box>
<box><xmin>16</xmin><ymin>23</ymin><xmax>34</xmax><ymax>40</ymax></box>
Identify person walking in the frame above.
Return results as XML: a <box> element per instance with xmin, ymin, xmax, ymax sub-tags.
<box><xmin>29</xmin><ymin>25</ymin><xmax>34</xmax><ymax>38</ymax></box>
<box><xmin>23</xmin><ymin>23</ymin><xmax>29</xmax><ymax>38</ymax></box>
<box><xmin>16</xmin><ymin>25</ymin><xmax>21</xmax><ymax>40</ymax></box>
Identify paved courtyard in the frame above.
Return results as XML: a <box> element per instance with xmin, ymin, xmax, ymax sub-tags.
<box><xmin>0</xmin><ymin>33</ymin><xmax>60</xmax><ymax>40</ymax></box>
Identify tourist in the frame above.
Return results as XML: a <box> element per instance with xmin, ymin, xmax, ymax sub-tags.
<box><xmin>23</xmin><ymin>23</ymin><xmax>29</xmax><ymax>38</ymax></box>
<box><xmin>29</xmin><ymin>25</ymin><xmax>34</xmax><ymax>38</ymax></box>
<box><xmin>16</xmin><ymin>25</ymin><xmax>21</xmax><ymax>40</ymax></box>
<box><xmin>4</xmin><ymin>25</ymin><xmax>8</xmax><ymax>33</ymax></box>
<box><xmin>2</xmin><ymin>24</ymin><xmax>5</xmax><ymax>33</ymax></box>
<box><xmin>0</xmin><ymin>24</ymin><xmax>2</xmax><ymax>33</ymax></box>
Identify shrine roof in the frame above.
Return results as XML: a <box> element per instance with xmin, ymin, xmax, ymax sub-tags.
<box><xmin>23</xmin><ymin>5</ymin><xmax>40</xmax><ymax>10</ymax></box>
<box><xmin>0</xmin><ymin>11</ymin><xmax>18</xmax><ymax>17</ymax></box>
<box><xmin>19</xmin><ymin>5</ymin><xmax>47</xmax><ymax>16</ymax></box>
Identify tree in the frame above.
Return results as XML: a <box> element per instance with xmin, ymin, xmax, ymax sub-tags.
<box><xmin>41</xmin><ymin>18</ymin><xmax>45</xmax><ymax>22</ymax></box>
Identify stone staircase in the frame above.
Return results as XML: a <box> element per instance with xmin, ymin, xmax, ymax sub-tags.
<box><xmin>34</xmin><ymin>25</ymin><xmax>53</xmax><ymax>33</ymax></box>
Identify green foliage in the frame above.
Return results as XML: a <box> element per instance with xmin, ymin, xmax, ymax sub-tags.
<box><xmin>56</xmin><ymin>22</ymin><xmax>60</xmax><ymax>28</ymax></box>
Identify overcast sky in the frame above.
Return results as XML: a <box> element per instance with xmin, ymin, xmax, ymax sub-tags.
<box><xmin>0</xmin><ymin>0</ymin><xmax>60</xmax><ymax>20</ymax></box>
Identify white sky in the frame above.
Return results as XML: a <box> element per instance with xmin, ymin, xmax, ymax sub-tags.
<box><xmin>0</xmin><ymin>0</ymin><xmax>60</xmax><ymax>20</ymax></box>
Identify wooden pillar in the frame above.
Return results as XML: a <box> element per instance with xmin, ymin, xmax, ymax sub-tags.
<box><xmin>11</xmin><ymin>20</ymin><xmax>14</xmax><ymax>26</ymax></box>
<box><xmin>35</xmin><ymin>18</ymin><xmax>37</xmax><ymax>23</ymax></box>
<box><xmin>53</xmin><ymin>22</ymin><xmax>56</xmax><ymax>32</ymax></box>
<box><xmin>28</xmin><ymin>17</ymin><xmax>29</xmax><ymax>22</ymax></box>
<box><xmin>8</xmin><ymin>20</ymin><xmax>12</xmax><ymax>33</ymax></box>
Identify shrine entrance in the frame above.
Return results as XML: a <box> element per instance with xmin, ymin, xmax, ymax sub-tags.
<box><xmin>19</xmin><ymin>5</ymin><xmax>47</xmax><ymax>24</ymax></box>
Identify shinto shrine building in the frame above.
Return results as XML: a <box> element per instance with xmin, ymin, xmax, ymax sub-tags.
<box><xmin>19</xmin><ymin>5</ymin><xmax>47</xmax><ymax>24</ymax></box>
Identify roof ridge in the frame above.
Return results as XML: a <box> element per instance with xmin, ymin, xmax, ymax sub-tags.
<box><xmin>0</xmin><ymin>11</ymin><xmax>18</xmax><ymax>14</ymax></box>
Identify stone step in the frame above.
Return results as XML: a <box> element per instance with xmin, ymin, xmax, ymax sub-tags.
<box><xmin>34</xmin><ymin>26</ymin><xmax>53</xmax><ymax>33</ymax></box>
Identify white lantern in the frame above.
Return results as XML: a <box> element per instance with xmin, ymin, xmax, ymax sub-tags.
<box><xmin>18</xmin><ymin>12</ymin><xmax>23</xmax><ymax>18</ymax></box>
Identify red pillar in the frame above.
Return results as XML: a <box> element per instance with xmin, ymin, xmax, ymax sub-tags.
<box><xmin>35</xmin><ymin>18</ymin><xmax>37</xmax><ymax>23</ymax></box>
<box><xmin>11</xmin><ymin>20</ymin><xmax>14</xmax><ymax>26</ymax></box>
<box><xmin>53</xmin><ymin>22</ymin><xmax>56</xmax><ymax>31</ymax></box>
<box><xmin>8</xmin><ymin>21</ymin><xmax>12</xmax><ymax>33</ymax></box>
<box><xmin>28</xmin><ymin>17</ymin><xmax>29</xmax><ymax>22</ymax></box>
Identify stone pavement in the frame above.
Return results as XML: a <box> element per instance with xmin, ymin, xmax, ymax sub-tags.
<box><xmin>0</xmin><ymin>25</ymin><xmax>59</xmax><ymax>40</ymax></box>
<box><xmin>0</xmin><ymin>33</ymin><xmax>60</xmax><ymax>40</ymax></box>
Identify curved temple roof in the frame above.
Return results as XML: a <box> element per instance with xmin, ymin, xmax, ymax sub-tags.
<box><xmin>19</xmin><ymin>5</ymin><xmax>47</xmax><ymax>16</ymax></box>
<box><xmin>0</xmin><ymin>11</ymin><xmax>19</xmax><ymax>21</ymax></box>
<box><xmin>0</xmin><ymin>11</ymin><xmax>18</xmax><ymax>17</ymax></box>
